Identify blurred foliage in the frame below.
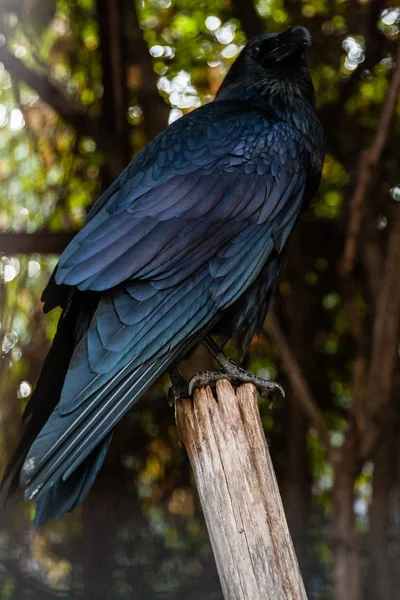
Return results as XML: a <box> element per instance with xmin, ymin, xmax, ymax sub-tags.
<box><xmin>0</xmin><ymin>0</ymin><xmax>399</xmax><ymax>599</ymax></box>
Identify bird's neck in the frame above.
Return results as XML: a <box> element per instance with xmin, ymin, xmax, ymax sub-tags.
<box><xmin>264</xmin><ymin>90</ymin><xmax>316</xmax><ymax>130</ymax></box>
<box><xmin>220</xmin><ymin>81</ymin><xmax>316</xmax><ymax>131</ymax></box>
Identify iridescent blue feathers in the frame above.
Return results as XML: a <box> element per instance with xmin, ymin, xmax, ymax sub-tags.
<box><xmin>2</xmin><ymin>30</ymin><xmax>325</xmax><ymax>525</ymax></box>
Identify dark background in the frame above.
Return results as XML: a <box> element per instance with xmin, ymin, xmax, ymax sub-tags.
<box><xmin>0</xmin><ymin>1</ymin><xmax>400</xmax><ymax>599</ymax></box>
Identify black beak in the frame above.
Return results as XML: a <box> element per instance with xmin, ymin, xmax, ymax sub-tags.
<box><xmin>269</xmin><ymin>27</ymin><xmax>311</xmax><ymax>63</ymax></box>
<box><xmin>289</xmin><ymin>27</ymin><xmax>311</xmax><ymax>48</ymax></box>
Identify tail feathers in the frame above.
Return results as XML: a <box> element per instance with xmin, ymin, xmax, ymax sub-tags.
<box><xmin>23</xmin><ymin>353</ymin><xmax>174</xmax><ymax>510</ymax></box>
<box><xmin>10</xmin><ymin>299</ymin><xmax>219</xmax><ymax>525</ymax></box>
<box><xmin>33</xmin><ymin>433</ymin><xmax>112</xmax><ymax>526</ymax></box>
<box><xmin>22</xmin><ymin>291</ymin><xmax>99</xmax><ymax>424</ymax></box>
<box><xmin>0</xmin><ymin>318</ymin><xmax>73</xmax><ymax>501</ymax></box>
<box><xmin>22</xmin><ymin>322</ymin><xmax>217</xmax><ymax>523</ymax></box>
<box><xmin>0</xmin><ymin>290</ymin><xmax>99</xmax><ymax>505</ymax></box>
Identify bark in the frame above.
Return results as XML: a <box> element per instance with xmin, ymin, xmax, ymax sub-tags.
<box><xmin>281</xmin><ymin>236</ymin><xmax>313</xmax><ymax>584</ymax></box>
<box><xmin>231</xmin><ymin>0</ymin><xmax>264</xmax><ymax>38</ymax></box>
<box><xmin>124</xmin><ymin>0</ymin><xmax>169</xmax><ymax>140</ymax></box>
<box><xmin>176</xmin><ymin>380</ymin><xmax>306</xmax><ymax>600</ymax></box>
<box><xmin>83</xmin><ymin>461</ymin><xmax>116</xmax><ymax>600</ymax></box>
<box><xmin>267</xmin><ymin>310</ymin><xmax>333</xmax><ymax>460</ymax></box>
<box><xmin>96</xmin><ymin>0</ymin><xmax>131</xmax><ymax>174</ymax></box>
<box><xmin>0</xmin><ymin>217</ymin><xmax>339</xmax><ymax>255</ymax></box>
<box><xmin>0</xmin><ymin>231</ymin><xmax>75</xmax><ymax>255</ymax></box>
<box><xmin>369</xmin><ymin>427</ymin><xmax>395</xmax><ymax>600</ymax></box>
<box><xmin>283</xmin><ymin>393</ymin><xmax>311</xmax><ymax>581</ymax></box>
<box><xmin>394</xmin><ymin>431</ymin><xmax>400</xmax><ymax>600</ymax></box>
<box><xmin>332</xmin><ymin>463</ymin><xmax>361</xmax><ymax>600</ymax></box>
<box><xmin>361</xmin><ymin>209</ymin><xmax>400</xmax><ymax>460</ymax></box>
<box><xmin>341</xmin><ymin>41</ymin><xmax>400</xmax><ymax>276</ymax></box>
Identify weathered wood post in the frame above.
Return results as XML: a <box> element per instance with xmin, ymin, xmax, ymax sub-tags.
<box><xmin>175</xmin><ymin>379</ymin><xmax>307</xmax><ymax>600</ymax></box>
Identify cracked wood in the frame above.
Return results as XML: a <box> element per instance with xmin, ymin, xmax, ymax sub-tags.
<box><xmin>175</xmin><ymin>380</ymin><xmax>307</xmax><ymax>600</ymax></box>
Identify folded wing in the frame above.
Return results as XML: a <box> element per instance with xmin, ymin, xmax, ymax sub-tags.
<box><xmin>20</xmin><ymin>101</ymin><xmax>308</xmax><ymax>520</ymax></box>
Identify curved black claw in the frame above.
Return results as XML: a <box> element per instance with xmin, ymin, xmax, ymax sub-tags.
<box><xmin>167</xmin><ymin>382</ymin><xmax>190</xmax><ymax>406</ymax></box>
<box><xmin>188</xmin><ymin>371</ymin><xmax>229</xmax><ymax>396</ymax></box>
<box><xmin>167</xmin><ymin>367</ymin><xmax>189</xmax><ymax>406</ymax></box>
<box><xmin>188</xmin><ymin>368</ymin><xmax>285</xmax><ymax>399</ymax></box>
<box><xmin>199</xmin><ymin>336</ymin><xmax>285</xmax><ymax>399</ymax></box>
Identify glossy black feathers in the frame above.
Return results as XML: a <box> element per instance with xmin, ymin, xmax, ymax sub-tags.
<box><xmin>1</xmin><ymin>27</ymin><xmax>325</xmax><ymax>524</ymax></box>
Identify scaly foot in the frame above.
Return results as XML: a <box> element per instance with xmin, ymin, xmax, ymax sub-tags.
<box><xmin>188</xmin><ymin>336</ymin><xmax>285</xmax><ymax>399</ymax></box>
<box><xmin>188</xmin><ymin>367</ymin><xmax>284</xmax><ymax>398</ymax></box>
<box><xmin>167</xmin><ymin>366</ymin><xmax>189</xmax><ymax>406</ymax></box>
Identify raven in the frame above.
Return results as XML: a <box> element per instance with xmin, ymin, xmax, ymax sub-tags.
<box><xmin>2</xmin><ymin>27</ymin><xmax>325</xmax><ymax>525</ymax></box>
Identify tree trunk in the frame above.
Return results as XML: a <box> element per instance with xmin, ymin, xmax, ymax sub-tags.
<box><xmin>332</xmin><ymin>466</ymin><xmax>361</xmax><ymax>600</ymax></box>
<box><xmin>369</xmin><ymin>426</ymin><xmax>394</xmax><ymax>600</ymax></box>
<box><xmin>175</xmin><ymin>380</ymin><xmax>307</xmax><ymax>600</ymax></box>
<box><xmin>282</xmin><ymin>230</ymin><xmax>314</xmax><ymax>586</ymax></box>
<box><xmin>283</xmin><ymin>392</ymin><xmax>311</xmax><ymax>582</ymax></box>
<box><xmin>96</xmin><ymin>0</ymin><xmax>131</xmax><ymax>177</ymax></box>
<box><xmin>125</xmin><ymin>0</ymin><xmax>170</xmax><ymax>140</ymax></box>
<box><xmin>394</xmin><ymin>429</ymin><xmax>400</xmax><ymax>600</ymax></box>
<box><xmin>83</xmin><ymin>460</ymin><xmax>116</xmax><ymax>600</ymax></box>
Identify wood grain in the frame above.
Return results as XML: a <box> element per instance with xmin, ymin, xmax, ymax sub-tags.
<box><xmin>175</xmin><ymin>379</ymin><xmax>307</xmax><ymax>600</ymax></box>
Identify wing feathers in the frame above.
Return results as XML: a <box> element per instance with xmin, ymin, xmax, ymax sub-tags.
<box><xmin>23</xmin><ymin>320</ymin><xmax>218</xmax><ymax>505</ymax></box>
<box><xmin>14</xmin><ymin>101</ymin><xmax>312</xmax><ymax>524</ymax></box>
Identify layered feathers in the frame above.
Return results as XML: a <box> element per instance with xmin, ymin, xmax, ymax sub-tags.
<box><xmin>2</xmin><ymin>31</ymin><xmax>325</xmax><ymax>524</ymax></box>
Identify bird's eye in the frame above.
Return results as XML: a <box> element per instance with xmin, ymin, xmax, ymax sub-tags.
<box><xmin>249</xmin><ymin>44</ymin><xmax>261</xmax><ymax>59</ymax></box>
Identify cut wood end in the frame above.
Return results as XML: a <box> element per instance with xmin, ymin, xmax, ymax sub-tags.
<box><xmin>215</xmin><ymin>378</ymin><xmax>257</xmax><ymax>398</ymax></box>
<box><xmin>173</xmin><ymin>377</ymin><xmax>307</xmax><ymax>599</ymax></box>
<box><xmin>175</xmin><ymin>380</ymin><xmax>260</xmax><ymax>446</ymax></box>
<box><xmin>175</xmin><ymin>385</ymin><xmax>216</xmax><ymax>450</ymax></box>
<box><xmin>175</xmin><ymin>380</ymin><xmax>258</xmax><ymax>413</ymax></box>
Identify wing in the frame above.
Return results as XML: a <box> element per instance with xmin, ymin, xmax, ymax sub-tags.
<box><xmin>22</xmin><ymin>101</ymin><xmax>309</xmax><ymax>511</ymax></box>
<box><xmin>54</xmin><ymin>100</ymin><xmax>304</xmax><ymax>291</ymax></box>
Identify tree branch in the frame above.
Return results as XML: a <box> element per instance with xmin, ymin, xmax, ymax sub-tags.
<box><xmin>341</xmin><ymin>41</ymin><xmax>400</xmax><ymax>276</ymax></box>
<box><xmin>362</xmin><ymin>239</ymin><xmax>384</xmax><ymax>302</ymax></box>
<box><xmin>124</xmin><ymin>0</ymin><xmax>169</xmax><ymax>140</ymax></box>
<box><xmin>0</xmin><ymin>218</ymin><xmax>340</xmax><ymax>256</ymax></box>
<box><xmin>326</xmin><ymin>0</ymin><xmax>388</xmax><ymax>117</ymax></box>
<box><xmin>231</xmin><ymin>0</ymin><xmax>264</xmax><ymax>38</ymax></box>
<box><xmin>0</xmin><ymin>46</ymin><xmax>125</xmax><ymax>178</ymax></box>
<box><xmin>0</xmin><ymin>232</ymin><xmax>75</xmax><ymax>255</ymax></box>
<box><xmin>360</xmin><ymin>208</ymin><xmax>400</xmax><ymax>460</ymax></box>
<box><xmin>266</xmin><ymin>310</ymin><xmax>334</xmax><ymax>461</ymax></box>
<box><xmin>96</xmin><ymin>0</ymin><xmax>131</xmax><ymax>170</ymax></box>
<box><xmin>319</xmin><ymin>0</ymin><xmax>389</xmax><ymax>160</ymax></box>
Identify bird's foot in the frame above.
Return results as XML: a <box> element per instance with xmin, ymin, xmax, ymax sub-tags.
<box><xmin>188</xmin><ymin>364</ymin><xmax>284</xmax><ymax>399</ymax></box>
<box><xmin>196</xmin><ymin>336</ymin><xmax>285</xmax><ymax>399</ymax></box>
<box><xmin>167</xmin><ymin>367</ymin><xmax>189</xmax><ymax>406</ymax></box>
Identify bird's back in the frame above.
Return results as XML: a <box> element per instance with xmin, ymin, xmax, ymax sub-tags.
<box><xmin>1</xmin><ymin>29</ymin><xmax>325</xmax><ymax>525</ymax></box>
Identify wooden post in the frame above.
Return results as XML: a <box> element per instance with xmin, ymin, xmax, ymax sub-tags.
<box><xmin>175</xmin><ymin>379</ymin><xmax>307</xmax><ymax>600</ymax></box>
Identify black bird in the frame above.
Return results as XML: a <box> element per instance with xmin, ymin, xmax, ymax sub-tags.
<box><xmin>1</xmin><ymin>27</ymin><xmax>325</xmax><ymax>525</ymax></box>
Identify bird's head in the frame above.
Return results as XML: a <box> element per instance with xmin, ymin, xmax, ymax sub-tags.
<box><xmin>217</xmin><ymin>27</ymin><xmax>314</xmax><ymax>106</ymax></box>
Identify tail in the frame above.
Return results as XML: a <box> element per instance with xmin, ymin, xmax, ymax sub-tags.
<box><xmin>20</xmin><ymin>336</ymin><xmax>199</xmax><ymax>523</ymax></box>
<box><xmin>3</xmin><ymin>281</ymin><xmax>218</xmax><ymax>525</ymax></box>
<box><xmin>0</xmin><ymin>290</ymin><xmax>103</xmax><ymax>525</ymax></box>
